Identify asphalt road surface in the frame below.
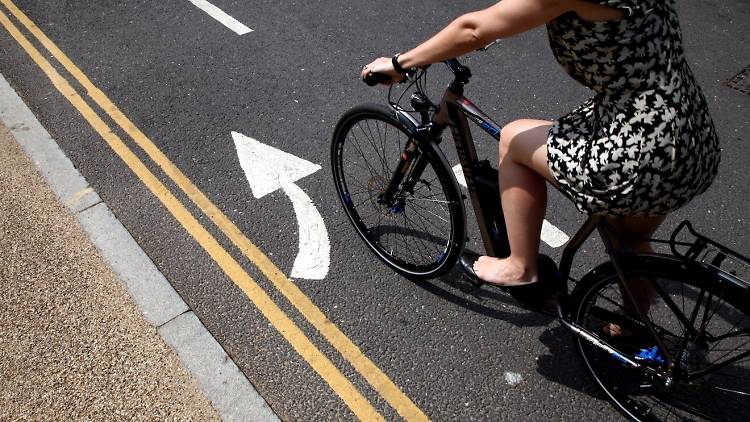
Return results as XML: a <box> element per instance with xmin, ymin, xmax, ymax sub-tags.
<box><xmin>1</xmin><ymin>0</ymin><xmax>748</xmax><ymax>420</ymax></box>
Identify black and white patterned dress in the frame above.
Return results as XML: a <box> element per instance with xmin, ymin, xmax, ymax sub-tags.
<box><xmin>546</xmin><ymin>0</ymin><xmax>720</xmax><ymax>217</ymax></box>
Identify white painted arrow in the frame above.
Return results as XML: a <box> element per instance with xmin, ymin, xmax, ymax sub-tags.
<box><xmin>232</xmin><ymin>131</ymin><xmax>329</xmax><ymax>280</ymax></box>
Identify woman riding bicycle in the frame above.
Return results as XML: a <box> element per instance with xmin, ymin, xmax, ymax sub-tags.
<box><xmin>361</xmin><ymin>0</ymin><xmax>720</xmax><ymax>293</ymax></box>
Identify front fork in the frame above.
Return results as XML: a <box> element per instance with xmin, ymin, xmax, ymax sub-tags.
<box><xmin>379</xmin><ymin>93</ymin><xmax>434</xmax><ymax>206</ymax></box>
<box><xmin>378</xmin><ymin>140</ymin><xmax>426</xmax><ymax>207</ymax></box>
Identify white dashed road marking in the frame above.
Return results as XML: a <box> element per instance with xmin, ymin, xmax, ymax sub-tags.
<box><xmin>187</xmin><ymin>0</ymin><xmax>253</xmax><ymax>35</ymax></box>
<box><xmin>452</xmin><ymin>164</ymin><xmax>570</xmax><ymax>248</ymax></box>
<box><xmin>452</xmin><ymin>164</ymin><xmax>468</xmax><ymax>188</ymax></box>
<box><xmin>503</xmin><ymin>372</ymin><xmax>523</xmax><ymax>386</ymax></box>
<box><xmin>541</xmin><ymin>219</ymin><xmax>570</xmax><ymax>248</ymax></box>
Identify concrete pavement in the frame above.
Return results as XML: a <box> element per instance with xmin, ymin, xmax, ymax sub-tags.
<box><xmin>0</xmin><ymin>120</ymin><xmax>222</xmax><ymax>419</ymax></box>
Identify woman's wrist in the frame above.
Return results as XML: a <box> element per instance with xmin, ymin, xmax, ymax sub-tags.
<box><xmin>395</xmin><ymin>51</ymin><xmax>418</xmax><ymax>71</ymax></box>
<box><xmin>391</xmin><ymin>53</ymin><xmax>409</xmax><ymax>74</ymax></box>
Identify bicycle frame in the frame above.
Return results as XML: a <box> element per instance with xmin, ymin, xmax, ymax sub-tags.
<box><xmin>428</xmin><ymin>65</ymin><xmax>511</xmax><ymax>258</ymax></box>
<box><xmin>391</xmin><ymin>59</ymin><xmax>675</xmax><ymax>374</ymax></box>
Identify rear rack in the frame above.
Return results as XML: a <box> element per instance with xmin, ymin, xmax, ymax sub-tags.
<box><xmin>670</xmin><ymin>220</ymin><xmax>750</xmax><ymax>288</ymax></box>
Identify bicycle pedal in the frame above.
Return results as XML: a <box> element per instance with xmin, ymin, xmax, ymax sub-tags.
<box><xmin>458</xmin><ymin>253</ymin><xmax>563</xmax><ymax>310</ymax></box>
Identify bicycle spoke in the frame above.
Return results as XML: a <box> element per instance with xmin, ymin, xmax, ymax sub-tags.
<box><xmin>575</xmin><ymin>264</ymin><xmax>750</xmax><ymax>421</ymax></box>
<box><xmin>368</xmin><ymin>119</ymin><xmax>393</xmax><ymax>177</ymax></box>
<box><xmin>333</xmin><ymin>108</ymin><xmax>462</xmax><ymax>278</ymax></box>
<box><xmin>705</xmin><ymin>303</ymin><xmax>747</xmax><ymax>346</ymax></box>
<box><xmin>407</xmin><ymin>202</ymin><xmax>450</xmax><ymax>237</ymax></box>
<box><xmin>713</xmin><ymin>390</ymin><xmax>750</xmax><ymax>418</ymax></box>
<box><xmin>709</xmin><ymin>370</ymin><xmax>750</xmax><ymax>382</ymax></box>
<box><xmin>361</xmin><ymin>120</ymin><xmax>392</xmax><ymax>177</ymax></box>
<box><xmin>409</xmin><ymin>176</ymin><xmax>441</xmax><ymax>195</ymax></box>
<box><xmin>407</xmin><ymin>201</ymin><xmax>450</xmax><ymax>225</ymax></box>
<box><xmin>348</xmin><ymin>130</ymin><xmax>383</xmax><ymax>181</ymax></box>
<box><xmin>713</xmin><ymin>327</ymin><xmax>750</xmax><ymax>342</ymax></box>
<box><xmin>344</xmin><ymin>173</ymin><xmax>377</xmax><ymax>195</ymax></box>
<box><xmin>346</xmin><ymin>187</ymin><xmax>375</xmax><ymax>198</ymax></box>
<box><xmin>404</xmin><ymin>197</ymin><xmax>452</xmax><ymax>204</ymax></box>
<box><xmin>378</xmin><ymin>119</ymin><xmax>394</xmax><ymax>174</ymax></box>
<box><xmin>356</xmin><ymin>206</ymin><xmax>383</xmax><ymax>223</ymax></box>
<box><xmin>715</xmin><ymin>387</ymin><xmax>750</xmax><ymax>398</ymax></box>
<box><xmin>395</xmin><ymin>197</ymin><xmax>445</xmax><ymax>261</ymax></box>
<box><xmin>400</xmin><ymin>213</ymin><xmax>434</xmax><ymax>263</ymax></box>
<box><xmin>343</xmin><ymin>155</ymin><xmax>381</xmax><ymax>181</ymax></box>
<box><xmin>704</xmin><ymin>339</ymin><xmax>750</xmax><ymax>372</ymax></box>
<box><xmin>403</xmin><ymin>210</ymin><xmax>445</xmax><ymax>251</ymax></box>
<box><xmin>653</xmin><ymin>281</ymin><xmax>701</xmax><ymax>339</ymax></box>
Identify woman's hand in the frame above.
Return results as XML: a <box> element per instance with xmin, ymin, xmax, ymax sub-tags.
<box><xmin>360</xmin><ymin>56</ymin><xmax>403</xmax><ymax>85</ymax></box>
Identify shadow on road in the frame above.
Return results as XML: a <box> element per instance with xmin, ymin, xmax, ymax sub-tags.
<box><xmin>535</xmin><ymin>325</ymin><xmax>608</xmax><ymax>400</ymax></box>
<box><xmin>406</xmin><ymin>250</ymin><xmax>608</xmax><ymax>402</ymax></box>
<box><xmin>417</xmin><ymin>263</ymin><xmax>554</xmax><ymax>328</ymax></box>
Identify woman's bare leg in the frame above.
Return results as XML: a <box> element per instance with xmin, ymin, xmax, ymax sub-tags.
<box><xmin>473</xmin><ymin>119</ymin><xmax>555</xmax><ymax>286</ymax></box>
<box><xmin>610</xmin><ymin>216</ymin><xmax>666</xmax><ymax>304</ymax></box>
<box><xmin>604</xmin><ymin>215</ymin><xmax>666</xmax><ymax>335</ymax></box>
<box><xmin>608</xmin><ymin>215</ymin><xmax>666</xmax><ymax>254</ymax></box>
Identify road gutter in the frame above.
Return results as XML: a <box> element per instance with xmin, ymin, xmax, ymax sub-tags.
<box><xmin>0</xmin><ymin>72</ymin><xmax>279</xmax><ymax>422</ymax></box>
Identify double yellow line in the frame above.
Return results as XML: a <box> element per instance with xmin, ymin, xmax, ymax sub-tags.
<box><xmin>0</xmin><ymin>2</ymin><xmax>428</xmax><ymax>421</ymax></box>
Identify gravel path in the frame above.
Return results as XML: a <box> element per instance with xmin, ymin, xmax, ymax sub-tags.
<box><xmin>0</xmin><ymin>123</ymin><xmax>220</xmax><ymax>421</ymax></box>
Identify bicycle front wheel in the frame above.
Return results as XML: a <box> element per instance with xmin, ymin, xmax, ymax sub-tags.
<box><xmin>331</xmin><ymin>104</ymin><xmax>465</xmax><ymax>279</ymax></box>
<box><xmin>570</xmin><ymin>255</ymin><xmax>750</xmax><ymax>421</ymax></box>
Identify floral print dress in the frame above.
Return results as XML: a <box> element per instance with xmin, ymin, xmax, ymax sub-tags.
<box><xmin>545</xmin><ymin>0</ymin><xmax>720</xmax><ymax>217</ymax></box>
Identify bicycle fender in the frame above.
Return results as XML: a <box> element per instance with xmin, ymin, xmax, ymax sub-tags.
<box><xmin>567</xmin><ymin>253</ymin><xmax>750</xmax><ymax>318</ymax></box>
<box><xmin>393</xmin><ymin>107</ymin><xmax>420</xmax><ymax>135</ymax></box>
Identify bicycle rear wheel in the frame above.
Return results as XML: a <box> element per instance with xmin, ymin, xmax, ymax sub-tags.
<box><xmin>570</xmin><ymin>255</ymin><xmax>750</xmax><ymax>421</ymax></box>
<box><xmin>331</xmin><ymin>103</ymin><xmax>465</xmax><ymax>279</ymax></box>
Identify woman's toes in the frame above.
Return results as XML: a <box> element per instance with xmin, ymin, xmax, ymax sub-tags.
<box><xmin>472</xmin><ymin>256</ymin><xmax>532</xmax><ymax>286</ymax></box>
<box><xmin>473</xmin><ymin>256</ymin><xmax>501</xmax><ymax>278</ymax></box>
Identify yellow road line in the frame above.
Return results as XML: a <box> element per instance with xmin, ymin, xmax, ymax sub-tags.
<box><xmin>0</xmin><ymin>1</ymin><xmax>430</xmax><ymax>420</ymax></box>
<box><xmin>0</xmin><ymin>8</ymin><xmax>384</xmax><ymax>421</ymax></box>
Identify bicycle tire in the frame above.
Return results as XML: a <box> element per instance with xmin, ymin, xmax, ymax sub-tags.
<box><xmin>569</xmin><ymin>254</ymin><xmax>750</xmax><ymax>421</ymax></box>
<box><xmin>331</xmin><ymin>103</ymin><xmax>465</xmax><ymax>279</ymax></box>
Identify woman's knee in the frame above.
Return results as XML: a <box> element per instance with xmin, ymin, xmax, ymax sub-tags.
<box><xmin>499</xmin><ymin>119</ymin><xmax>530</xmax><ymax>160</ymax></box>
<box><xmin>499</xmin><ymin>119</ymin><xmax>552</xmax><ymax>164</ymax></box>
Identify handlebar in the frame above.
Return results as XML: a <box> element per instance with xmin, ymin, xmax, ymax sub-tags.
<box><xmin>363</xmin><ymin>71</ymin><xmax>392</xmax><ymax>86</ymax></box>
<box><xmin>362</xmin><ymin>58</ymin><xmax>471</xmax><ymax>87</ymax></box>
<box><xmin>444</xmin><ymin>59</ymin><xmax>471</xmax><ymax>82</ymax></box>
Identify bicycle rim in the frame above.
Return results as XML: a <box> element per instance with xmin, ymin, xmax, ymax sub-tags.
<box><xmin>574</xmin><ymin>262</ymin><xmax>750</xmax><ymax>421</ymax></box>
<box><xmin>331</xmin><ymin>105</ymin><xmax>464</xmax><ymax>278</ymax></box>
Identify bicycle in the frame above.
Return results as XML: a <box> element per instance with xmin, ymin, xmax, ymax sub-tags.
<box><xmin>330</xmin><ymin>55</ymin><xmax>750</xmax><ymax>421</ymax></box>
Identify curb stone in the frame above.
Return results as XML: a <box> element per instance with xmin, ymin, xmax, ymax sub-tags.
<box><xmin>0</xmin><ymin>72</ymin><xmax>280</xmax><ymax>422</ymax></box>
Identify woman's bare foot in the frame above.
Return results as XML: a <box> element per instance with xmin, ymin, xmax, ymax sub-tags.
<box><xmin>603</xmin><ymin>322</ymin><xmax>626</xmax><ymax>337</ymax></box>
<box><xmin>604</xmin><ymin>279</ymin><xmax>658</xmax><ymax>338</ymax></box>
<box><xmin>472</xmin><ymin>256</ymin><xmax>538</xmax><ymax>286</ymax></box>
